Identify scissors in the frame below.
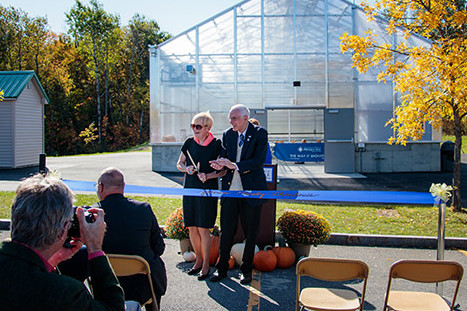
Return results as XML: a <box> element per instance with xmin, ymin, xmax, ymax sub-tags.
<box><xmin>186</xmin><ymin>150</ymin><xmax>200</xmax><ymax>173</ymax></box>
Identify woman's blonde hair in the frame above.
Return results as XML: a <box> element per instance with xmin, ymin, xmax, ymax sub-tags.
<box><xmin>192</xmin><ymin>111</ymin><xmax>213</xmax><ymax>129</ymax></box>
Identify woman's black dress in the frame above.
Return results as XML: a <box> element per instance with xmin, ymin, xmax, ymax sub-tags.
<box><xmin>181</xmin><ymin>137</ymin><xmax>221</xmax><ymax>228</ymax></box>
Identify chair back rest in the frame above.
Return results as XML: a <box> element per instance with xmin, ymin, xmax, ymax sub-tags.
<box><xmin>390</xmin><ymin>260</ymin><xmax>463</xmax><ymax>283</ymax></box>
<box><xmin>107</xmin><ymin>254</ymin><xmax>158</xmax><ymax>311</ymax></box>
<box><xmin>296</xmin><ymin>257</ymin><xmax>369</xmax><ymax>282</ymax></box>
<box><xmin>108</xmin><ymin>254</ymin><xmax>151</xmax><ymax>277</ymax></box>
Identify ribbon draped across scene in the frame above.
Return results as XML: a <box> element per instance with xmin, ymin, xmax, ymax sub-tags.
<box><xmin>63</xmin><ymin>179</ymin><xmax>435</xmax><ymax>205</ymax></box>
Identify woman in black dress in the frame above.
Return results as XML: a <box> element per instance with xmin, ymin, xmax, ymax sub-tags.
<box><xmin>176</xmin><ymin>112</ymin><xmax>224</xmax><ymax>280</ymax></box>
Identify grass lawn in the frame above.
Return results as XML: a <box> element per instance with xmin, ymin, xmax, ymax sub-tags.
<box><xmin>1</xmin><ymin>192</ymin><xmax>465</xmax><ymax>238</ymax></box>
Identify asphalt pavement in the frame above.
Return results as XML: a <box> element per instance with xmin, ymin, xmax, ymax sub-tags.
<box><xmin>1</xmin><ymin>151</ymin><xmax>467</xmax><ymax>310</ymax></box>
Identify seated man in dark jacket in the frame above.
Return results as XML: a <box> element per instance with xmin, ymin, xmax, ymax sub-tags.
<box><xmin>95</xmin><ymin>167</ymin><xmax>167</xmax><ymax>309</ymax></box>
<box><xmin>0</xmin><ymin>174</ymin><xmax>125</xmax><ymax>310</ymax></box>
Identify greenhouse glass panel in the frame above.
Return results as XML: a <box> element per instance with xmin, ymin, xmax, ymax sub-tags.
<box><xmin>356</xmin><ymin>82</ymin><xmax>394</xmax><ymax>142</ymax></box>
<box><xmin>237</xmin><ymin>16</ymin><xmax>262</xmax><ymax>54</ymax></box>
<box><xmin>328</xmin><ymin>0</ymin><xmax>352</xmax><ymax>15</ymax></box>
<box><xmin>328</xmin><ymin>53</ymin><xmax>353</xmax><ymax>82</ymax></box>
<box><xmin>199</xmin><ymin>83</ymin><xmax>235</xmax><ymax>111</ymax></box>
<box><xmin>264</xmin><ymin>0</ymin><xmax>293</xmax><ymax>15</ymax></box>
<box><xmin>199</xmin><ymin>55</ymin><xmax>235</xmax><ymax>83</ymax></box>
<box><xmin>295</xmin><ymin>16</ymin><xmax>325</xmax><ymax>53</ymax></box>
<box><xmin>328</xmin><ymin>15</ymin><xmax>352</xmax><ymax>53</ymax></box>
<box><xmin>265</xmin><ymin>83</ymin><xmax>294</xmax><ymax>106</ymax></box>
<box><xmin>265</xmin><ymin>16</ymin><xmax>294</xmax><ymax>53</ymax></box>
<box><xmin>199</xmin><ymin>11</ymin><xmax>234</xmax><ymax>54</ymax></box>
<box><xmin>237</xmin><ymin>55</ymin><xmax>262</xmax><ymax>82</ymax></box>
<box><xmin>238</xmin><ymin>83</ymin><xmax>263</xmax><ymax>106</ymax></box>
<box><xmin>296</xmin><ymin>54</ymin><xmax>325</xmax><ymax>82</ymax></box>
<box><xmin>329</xmin><ymin>82</ymin><xmax>354</xmax><ymax>108</ymax></box>
<box><xmin>296</xmin><ymin>82</ymin><xmax>326</xmax><ymax>107</ymax></box>
<box><xmin>160</xmin><ymin>111</ymin><xmax>193</xmax><ymax>142</ymax></box>
<box><xmin>160</xmin><ymin>54</ymin><xmax>196</xmax><ymax>88</ymax></box>
<box><xmin>268</xmin><ymin>109</ymin><xmax>324</xmax><ymax>141</ymax></box>
<box><xmin>161</xmin><ymin>31</ymin><xmax>196</xmax><ymax>55</ymax></box>
<box><xmin>237</xmin><ymin>0</ymin><xmax>260</xmax><ymax>15</ymax></box>
<box><xmin>295</xmin><ymin>0</ymin><xmax>324</xmax><ymax>15</ymax></box>
<box><xmin>264</xmin><ymin>55</ymin><xmax>295</xmax><ymax>83</ymax></box>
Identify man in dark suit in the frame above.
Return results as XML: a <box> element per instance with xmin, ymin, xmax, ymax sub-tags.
<box><xmin>0</xmin><ymin>174</ymin><xmax>125</xmax><ymax>310</ymax></box>
<box><xmin>96</xmin><ymin>167</ymin><xmax>167</xmax><ymax>308</ymax></box>
<box><xmin>209</xmin><ymin>104</ymin><xmax>268</xmax><ymax>284</ymax></box>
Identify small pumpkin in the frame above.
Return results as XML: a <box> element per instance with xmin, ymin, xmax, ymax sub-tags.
<box><xmin>215</xmin><ymin>255</ymin><xmax>236</xmax><ymax>270</ymax></box>
<box><xmin>230</xmin><ymin>242</ymin><xmax>260</xmax><ymax>266</ymax></box>
<box><xmin>253</xmin><ymin>245</ymin><xmax>277</xmax><ymax>272</ymax></box>
<box><xmin>183</xmin><ymin>251</ymin><xmax>196</xmax><ymax>262</ymax></box>
<box><xmin>272</xmin><ymin>246</ymin><xmax>296</xmax><ymax>268</ymax></box>
<box><xmin>228</xmin><ymin>255</ymin><xmax>235</xmax><ymax>270</ymax></box>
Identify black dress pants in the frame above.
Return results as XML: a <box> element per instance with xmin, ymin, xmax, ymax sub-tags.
<box><xmin>217</xmin><ymin>198</ymin><xmax>262</xmax><ymax>274</ymax></box>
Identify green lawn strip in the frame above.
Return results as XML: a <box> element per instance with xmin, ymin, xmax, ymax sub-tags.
<box><xmin>1</xmin><ymin>192</ymin><xmax>466</xmax><ymax>238</ymax></box>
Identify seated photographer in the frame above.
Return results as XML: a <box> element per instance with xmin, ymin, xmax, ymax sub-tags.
<box><xmin>96</xmin><ymin>167</ymin><xmax>167</xmax><ymax>309</ymax></box>
<box><xmin>0</xmin><ymin>174</ymin><xmax>125</xmax><ymax>310</ymax></box>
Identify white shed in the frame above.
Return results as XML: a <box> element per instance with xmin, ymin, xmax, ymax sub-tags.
<box><xmin>0</xmin><ymin>71</ymin><xmax>49</xmax><ymax>168</ymax></box>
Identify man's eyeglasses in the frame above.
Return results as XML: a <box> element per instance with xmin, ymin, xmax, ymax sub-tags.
<box><xmin>191</xmin><ymin>124</ymin><xmax>205</xmax><ymax>130</ymax></box>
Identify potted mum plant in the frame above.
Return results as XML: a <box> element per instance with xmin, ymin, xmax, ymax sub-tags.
<box><xmin>164</xmin><ymin>207</ymin><xmax>191</xmax><ymax>253</ymax></box>
<box><xmin>277</xmin><ymin>209</ymin><xmax>331</xmax><ymax>258</ymax></box>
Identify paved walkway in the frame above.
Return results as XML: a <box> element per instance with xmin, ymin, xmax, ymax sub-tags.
<box><xmin>1</xmin><ymin>152</ymin><xmax>466</xmax><ymax>310</ymax></box>
<box><xmin>0</xmin><ymin>230</ymin><xmax>465</xmax><ymax>311</ymax></box>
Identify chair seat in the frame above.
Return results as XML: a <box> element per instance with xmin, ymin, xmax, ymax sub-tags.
<box><xmin>299</xmin><ymin>287</ymin><xmax>360</xmax><ymax>311</ymax></box>
<box><xmin>387</xmin><ymin>291</ymin><xmax>451</xmax><ymax>311</ymax></box>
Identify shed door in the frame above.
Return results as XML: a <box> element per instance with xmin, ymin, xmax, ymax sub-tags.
<box><xmin>324</xmin><ymin>108</ymin><xmax>355</xmax><ymax>173</ymax></box>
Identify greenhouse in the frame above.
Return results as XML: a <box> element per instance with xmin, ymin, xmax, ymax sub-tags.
<box><xmin>149</xmin><ymin>0</ymin><xmax>440</xmax><ymax>173</ymax></box>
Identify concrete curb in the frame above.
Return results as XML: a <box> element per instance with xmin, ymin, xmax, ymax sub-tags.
<box><xmin>1</xmin><ymin>219</ymin><xmax>465</xmax><ymax>249</ymax></box>
<box><xmin>326</xmin><ymin>232</ymin><xmax>467</xmax><ymax>249</ymax></box>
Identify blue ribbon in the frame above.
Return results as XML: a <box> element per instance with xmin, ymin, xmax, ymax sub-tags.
<box><xmin>63</xmin><ymin>179</ymin><xmax>435</xmax><ymax>205</ymax></box>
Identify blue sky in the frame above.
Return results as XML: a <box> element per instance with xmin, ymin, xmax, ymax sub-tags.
<box><xmin>2</xmin><ymin>0</ymin><xmax>241</xmax><ymax>36</ymax></box>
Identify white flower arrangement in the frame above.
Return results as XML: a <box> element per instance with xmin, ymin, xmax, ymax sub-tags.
<box><xmin>429</xmin><ymin>183</ymin><xmax>453</xmax><ymax>203</ymax></box>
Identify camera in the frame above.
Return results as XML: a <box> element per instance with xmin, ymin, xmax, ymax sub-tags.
<box><xmin>63</xmin><ymin>206</ymin><xmax>94</xmax><ymax>248</ymax></box>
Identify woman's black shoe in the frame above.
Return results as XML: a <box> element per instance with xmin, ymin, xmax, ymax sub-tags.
<box><xmin>187</xmin><ymin>267</ymin><xmax>202</xmax><ymax>275</ymax></box>
<box><xmin>197</xmin><ymin>271</ymin><xmax>210</xmax><ymax>281</ymax></box>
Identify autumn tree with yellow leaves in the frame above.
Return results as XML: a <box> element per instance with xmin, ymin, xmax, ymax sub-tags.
<box><xmin>340</xmin><ymin>0</ymin><xmax>467</xmax><ymax>212</ymax></box>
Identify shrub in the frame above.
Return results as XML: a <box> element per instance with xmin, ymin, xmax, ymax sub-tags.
<box><xmin>277</xmin><ymin>209</ymin><xmax>331</xmax><ymax>246</ymax></box>
<box><xmin>164</xmin><ymin>207</ymin><xmax>189</xmax><ymax>240</ymax></box>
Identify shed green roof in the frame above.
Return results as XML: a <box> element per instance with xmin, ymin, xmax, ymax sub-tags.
<box><xmin>0</xmin><ymin>71</ymin><xmax>49</xmax><ymax>104</ymax></box>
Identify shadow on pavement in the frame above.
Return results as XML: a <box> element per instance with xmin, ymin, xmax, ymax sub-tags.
<box><xmin>159</xmin><ymin>172</ymin><xmax>185</xmax><ymax>187</ymax></box>
<box><xmin>0</xmin><ymin>166</ymin><xmax>41</xmax><ymax>181</ymax></box>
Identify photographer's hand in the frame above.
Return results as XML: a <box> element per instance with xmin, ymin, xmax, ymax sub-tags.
<box><xmin>48</xmin><ymin>239</ymin><xmax>84</xmax><ymax>267</ymax></box>
<box><xmin>77</xmin><ymin>206</ymin><xmax>106</xmax><ymax>254</ymax></box>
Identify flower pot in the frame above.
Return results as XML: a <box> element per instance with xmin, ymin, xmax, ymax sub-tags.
<box><xmin>179</xmin><ymin>238</ymin><xmax>193</xmax><ymax>254</ymax></box>
<box><xmin>289</xmin><ymin>243</ymin><xmax>311</xmax><ymax>259</ymax></box>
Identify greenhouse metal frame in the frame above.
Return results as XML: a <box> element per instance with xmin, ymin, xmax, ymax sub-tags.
<box><xmin>149</xmin><ymin>0</ymin><xmax>440</xmax><ymax>173</ymax></box>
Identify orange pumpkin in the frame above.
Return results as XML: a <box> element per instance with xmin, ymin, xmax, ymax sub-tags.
<box><xmin>272</xmin><ymin>246</ymin><xmax>296</xmax><ymax>268</ymax></box>
<box><xmin>208</xmin><ymin>226</ymin><xmax>220</xmax><ymax>266</ymax></box>
<box><xmin>215</xmin><ymin>255</ymin><xmax>236</xmax><ymax>270</ymax></box>
<box><xmin>253</xmin><ymin>246</ymin><xmax>277</xmax><ymax>272</ymax></box>
<box><xmin>228</xmin><ymin>255</ymin><xmax>235</xmax><ymax>270</ymax></box>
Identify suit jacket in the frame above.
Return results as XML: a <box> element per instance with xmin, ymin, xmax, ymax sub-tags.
<box><xmin>96</xmin><ymin>194</ymin><xmax>167</xmax><ymax>297</ymax></box>
<box><xmin>0</xmin><ymin>241</ymin><xmax>124</xmax><ymax>310</ymax></box>
<box><xmin>220</xmin><ymin>122</ymin><xmax>268</xmax><ymax>206</ymax></box>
